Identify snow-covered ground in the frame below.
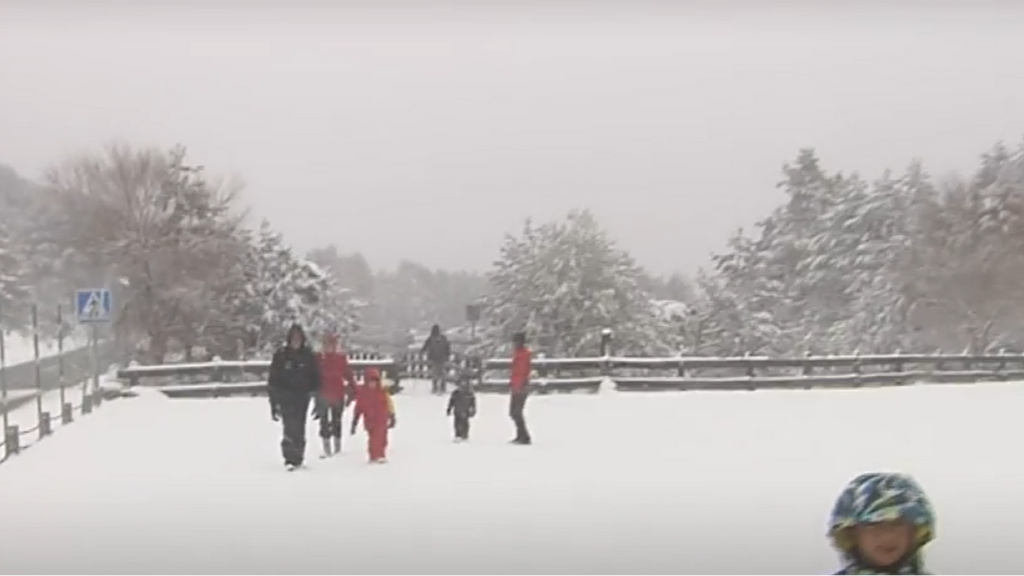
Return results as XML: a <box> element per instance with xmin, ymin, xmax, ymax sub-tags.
<box><xmin>0</xmin><ymin>381</ymin><xmax>1022</xmax><ymax>573</ymax></box>
<box><xmin>0</xmin><ymin>381</ymin><xmax>94</xmax><ymax>432</ymax></box>
<box><xmin>1</xmin><ymin>330</ymin><xmax>90</xmax><ymax>366</ymax></box>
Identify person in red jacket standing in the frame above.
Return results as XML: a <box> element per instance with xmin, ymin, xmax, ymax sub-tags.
<box><xmin>350</xmin><ymin>367</ymin><xmax>397</xmax><ymax>463</ymax></box>
<box><xmin>315</xmin><ymin>332</ymin><xmax>358</xmax><ymax>458</ymax></box>
<box><xmin>508</xmin><ymin>331</ymin><xmax>532</xmax><ymax>445</ymax></box>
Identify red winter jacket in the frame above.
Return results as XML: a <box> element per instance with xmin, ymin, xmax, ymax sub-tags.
<box><xmin>352</xmin><ymin>382</ymin><xmax>394</xmax><ymax>430</ymax></box>
<box><xmin>509</xmin><ymin>347</ymin><xmax>531</xmax><ymax>393</ymax></box>
<box><xmin>318</xmin><ymin>351</ymin><xmax>357</xmax><ymax>404</ymax></box>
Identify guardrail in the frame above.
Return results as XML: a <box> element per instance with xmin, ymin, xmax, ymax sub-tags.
<box><xmin>1</xmin><ymin>340</ymin><xmax>122</xmax><ymax>465</ymax></box>
<box><xmin>115</xmin><ymin>350</ymin><xmax>1024</xmax><ymax>398</ymax></box>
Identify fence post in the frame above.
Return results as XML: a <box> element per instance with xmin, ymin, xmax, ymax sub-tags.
<box><xmin>600</xmin><ymin>328</ymin><xmax>613</xmax><ymax>357</ymax></box>
<box><xmin>90</xmin><ymin>324</ymin><xmax>100</xmax><ymax>409</ymax></box>
<box><xmin>5</xmin><ymin>424</ymin><xmax>19</xmax><ymax>457</ymax></box>
<box><xmin>600</xmin><ymin>328</ymin><xmax>613</xmax><ymax>378</ymax></box>
<box><xmin>0</xmin><ymin>299</ymin><xmax>8</xmax><ymax>439</ymax></box>
<box><xmin>57</xmin><ymin>304</ymin><xmax>67</xmax><ymax>417</ymax></box>
<box><xmin>39</xmin><ymin>411</ymin><xmax>51</xmax><ymax>438</ymax></box>
<box><xmin>32</xmin><ymin>304</ymin><xmax>44</xmax><ymax>430</ymax></box>
<box><xmin>61</xmin><ymin>402</ymin><xmax>73</xmax><ymax>425</ymax></box>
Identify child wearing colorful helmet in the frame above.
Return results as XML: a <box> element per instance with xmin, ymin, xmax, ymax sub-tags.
<box><xmin>828</xmin><ymin>472</ymin><xmax>936</xmax><ymax>575</ymax></box>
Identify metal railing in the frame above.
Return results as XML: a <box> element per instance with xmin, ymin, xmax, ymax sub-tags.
<box><xmin>115</xmin><ymin>349</ymin><xmax>1024</xmax><ymax>397</ymax></box>
<box><xmin>1</xmin><ymin>305</ymin><xmax>120</xmax><ymax>465</ymax></box>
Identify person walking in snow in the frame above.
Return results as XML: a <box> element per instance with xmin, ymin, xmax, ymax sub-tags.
<box><xmin>268</xmin><ymin>324</ymin><xmax>321</xmax><ymax>471</ymax></box>
<box><xmin>446</xmin><ymin>371</ymin><xmax>477</xmax><ymax>442</ymax></box>
<box><xmin>508</xmin><ymin>331</ymin><xmax>532</xmax><ymax>445</ymax></box>
<box><xmin>827</xmin><ymin>472</ymin><xmax>937</xmax><ymax>575</ymax></box>
<box><xmin>313</xmin><ymin>332</ymin><xmax>358</xmax><ymax>458</ymax></box>
<box><xmin>350</xmin><ymin>367</ymin><xmax>396</xmax><ymax>463</ymax></box>
<box><xmin>420</xmin><ymin>324</ymin><xmax>451</xmax><ymax>395</ymax></box>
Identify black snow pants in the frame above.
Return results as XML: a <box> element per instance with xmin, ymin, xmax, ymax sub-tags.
<box><xmin>280</xmin><ymin>395</ymin><xmax>311</xmax><ymax>466</ymax></box>
<box><xmin>318</xmin><ymin>402</ymin><xmax>344</xmax><ymax>440</ymax></box>
<box><xmin>509</xmin><ymin>390</ymin><xmax>531</xmax><ymax>444</ymax></box>
<box><xmin>453</xmin><ymin>414</ymin><xmax>470</xmax><ymax>440</ymax></box>
<box><xmin>430</xmin><ymin>362</ymin><xmax>448</xmax><ymax>394</ymax></box>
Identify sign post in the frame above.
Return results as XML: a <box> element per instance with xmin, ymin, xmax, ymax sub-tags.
<box><xmin>75</xmin><ymin>289</ymin><xmax>112</xmax><ymax>409</ymax></box>
<box><xmin>465</xmin><ymin>304</ymin><xmax>481</xmax><ymax>340</ymax></box>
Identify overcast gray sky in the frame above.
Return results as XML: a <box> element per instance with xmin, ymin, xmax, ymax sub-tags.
<box><xmin>2</xmin><ymin>1</ymin><xmax>1024</xmax><ymax>276</ymax></box>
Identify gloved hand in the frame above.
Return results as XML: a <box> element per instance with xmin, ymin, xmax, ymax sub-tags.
<box><xmin>468</xmin><ymin>409</ymin><xmax>476</xmax><ymax>419</ymax></box>
<box><xmin>388</xmin><ymin>414</ymin><xmax>397</xmax><ymax>429</ymax></box>
<box><xmin>270</xmin><ymin>404</ymin><xmax>280</xmax><ymax>422</ymax></box>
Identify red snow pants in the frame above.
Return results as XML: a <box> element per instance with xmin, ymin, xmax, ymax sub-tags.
<box><xmin>367</xmin><ymin>421</ymin><xmax>389</xmax><ymax>460</ymax></box>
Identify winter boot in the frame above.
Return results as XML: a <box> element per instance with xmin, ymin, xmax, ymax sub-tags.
<box><xmin>332</xmin><ymin>436</ymin><xmax>341</xmax><ymax>455</ymax></box>
<box><xmin>320</xmin><ymin>438</ymin><xmax>333</xmax><ymax>459</ymax></box>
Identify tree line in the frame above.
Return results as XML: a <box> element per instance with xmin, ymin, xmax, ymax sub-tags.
<box><xmin>3</xmin><ymin>138</ymin><xmax>1019</xmax><ymax>363</ymax></box>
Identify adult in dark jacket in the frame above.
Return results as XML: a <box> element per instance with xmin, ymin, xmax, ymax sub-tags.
<box><xmin>268</xmin><ymin>324</ymin><xmax>322</xmax><ymax>470</ymax></box>
<box><xmin>421</xmin><ymin>324</ymin><xmax>451</xmax><ymax>395</ymax></box>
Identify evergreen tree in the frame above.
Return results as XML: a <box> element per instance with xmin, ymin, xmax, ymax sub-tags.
<box><xmin>485</xmin><ymin>210</ymin><xmax>666</xmax><ymax>357</ymax></box>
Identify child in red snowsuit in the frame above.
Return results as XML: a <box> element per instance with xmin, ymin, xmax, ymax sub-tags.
<box><xmin>349</xmin><ymin>367</ymin><xmax>396</xmax><ymax>464</ymax></box>
<box><xmin>315</xmin><ymin>333</ymin><xmax>358</xmax><ymax>458</ymax></box>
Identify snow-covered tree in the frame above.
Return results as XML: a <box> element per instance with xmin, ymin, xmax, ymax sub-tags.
<box><xmin>0</xmin><ymin>219</ymin><xmax>30</xmax><ymax>330</ymax></box>
<box><xmin>483</xmin><ymin>210</ymin><xmax>667</xmax><ymax>357</ymax></box>
<box><xmin>237</xmin><ymin>220</ymin><xmax>362</xmax><ymax>353</ymax></box>
<box><xmin>44</xmin><ymin>144</ymin><xmax>245</xmax><ymax>362</ymax></box>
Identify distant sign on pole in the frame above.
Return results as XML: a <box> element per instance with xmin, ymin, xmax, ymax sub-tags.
<box><xmin>465</xmin><ymin>304</ymin><xmax>481</xmax><ymax>324</ymax></box>
<box><xmin>75</xmin><ymin>289</ymin><xmax>113</xmax><ymax>324</ymax></box>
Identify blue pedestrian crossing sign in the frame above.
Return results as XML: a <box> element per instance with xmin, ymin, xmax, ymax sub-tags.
<box><xmin>75</xmin><ymin>289</ymin><xmax>113</xmax><ymax>324</ymax></box>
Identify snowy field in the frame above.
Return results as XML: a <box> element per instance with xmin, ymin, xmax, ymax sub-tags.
<box><xmin>1</xmin><ymin>331</ymin><xmax>90</xmax><ymax>366</ymax></box>
<box><xmin>0</xmin><ymin>381</ymin><xmax>1023</xmax><ymax>574</ymax></box>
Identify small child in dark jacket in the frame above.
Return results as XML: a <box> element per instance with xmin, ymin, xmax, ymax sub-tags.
<box><xmin>446</xmin><ymin>375</ymin><xmax>477</xmax><ymax>442</ymax></box>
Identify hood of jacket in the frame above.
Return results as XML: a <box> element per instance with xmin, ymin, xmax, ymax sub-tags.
<box><xmin>285</xmin><ymin>323</ymin><xmax>308</xmax><ymax>348</ymax></box>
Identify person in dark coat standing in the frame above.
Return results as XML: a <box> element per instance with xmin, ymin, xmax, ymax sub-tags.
<box><xmin>268</xmin><ymin>324</ymin><xmax>322</xmax><ymax>471</ymax></box>
<box><xmin>421</xmin><ymin>324</ymin><xmax>451</xmax><ymax>395</ymax></box>
<box><xmin>508</xmin><ymin>331</ymin><xmax>532</xmax><ymax>445</ymax></box>
<box><xmin>446</xmin><ymin>372</ymin><xmax>477</xmax><ymax>442</ymax></box>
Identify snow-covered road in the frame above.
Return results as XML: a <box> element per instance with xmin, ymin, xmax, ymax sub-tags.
<box><xmin>0</xmin><ymin>381</ymin><xmax>1021</xmax><ymax>573</ymax></box>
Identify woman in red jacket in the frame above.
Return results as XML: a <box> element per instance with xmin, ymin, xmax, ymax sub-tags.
<box><xmin>350</xmin><ymin>368</ymin><xmax>396</xmax><ymax>463</ymax></box>
<box><xmin>316</xmin><ymin>333</ymin><xmax>357</xmax><ymax>458</ymax></box>
<box><xmin>508</xmin><ymin>332</ymin><xmax>532</xmax><ymax>445</ymax></box>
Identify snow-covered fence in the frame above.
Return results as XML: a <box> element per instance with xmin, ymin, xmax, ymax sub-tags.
<box><xmin>116</xmin><ymin>354</ymin><xmax>400</xmax><ymax>398</ymax></box>
<box><xmin>477</xmin><ymin>351</ymin><xmax>1024</xmax><ymax>393</ymax></box>
<box><xmin>114</xmin><ymin>350</ymin><xmax>1024</xmax><ymax>397</ymax></box>
<box><xmin>1</xmin><ymin>339</ymin><xmax>123</xmax><ymax>465</ymax></box>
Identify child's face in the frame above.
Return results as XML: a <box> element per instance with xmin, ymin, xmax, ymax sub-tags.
<box><xmin>854</xmin><ymin>520</ymin><xmax>915</xmax><ymax>568</ymax></box>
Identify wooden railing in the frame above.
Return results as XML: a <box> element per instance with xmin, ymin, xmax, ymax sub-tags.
<box><xmin>114</xmin><ymin>351</ymin><xmax>1024</xmax><ymax>397</ymax></box>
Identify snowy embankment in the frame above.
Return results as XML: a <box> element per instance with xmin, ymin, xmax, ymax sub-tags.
<box><xmin>0</xmin><ymin>380</ymin><xmax>1022</xmax><ymax>573</ymax></box>
<box><xmin>1</xmin><ymin>374</ymin><xmax>123</xmax><ymax>443</ymax></box>
<box><xmin>1</xmin><ymin>330</ymin><xmax>90</xmax><ymax>367</ymax></box>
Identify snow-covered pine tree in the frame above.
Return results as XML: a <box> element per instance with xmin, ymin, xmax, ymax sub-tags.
<box><xmin>484</xmin><ymin>210</ymin><xmax>668</xmax><ymax>357</ymax></box>
<box><xmin>902</xmin><ymin>140</ymin><xmax>1024</xmax><ymax>353</ymax></box>
<box><xmin>239</xmin><ymin>220</ymin><xmax>361</xmax><ymax>353</ymax></box>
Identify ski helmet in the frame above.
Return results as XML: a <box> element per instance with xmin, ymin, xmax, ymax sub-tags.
<box><xmin>828</xmin><ymin>472</ymin><xmax>935</xmax><ymax>556</ymax></box>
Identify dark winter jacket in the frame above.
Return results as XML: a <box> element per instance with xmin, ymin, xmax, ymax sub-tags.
<box><xmin>268</xmin><ymin>324</ymin><xmax>321</xmax><ymax>409</ymax></box>
<box><xmin>421</xmin><ymin>325</ymin><xmax>451</xmax><ymax>365</ymax></box>
<box><xmin>447</xmin><ymin>387</ymin><xmax>477</xmax><ymax>419</ymax></box>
